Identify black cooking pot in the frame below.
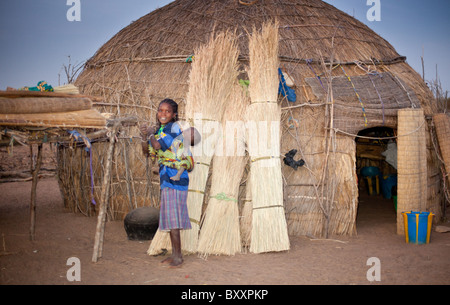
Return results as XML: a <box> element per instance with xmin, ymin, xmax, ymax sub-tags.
<box><xmin>124</xmin><ymin>207</ymin><xmax>159</xmax><ymax>240</ymax></box>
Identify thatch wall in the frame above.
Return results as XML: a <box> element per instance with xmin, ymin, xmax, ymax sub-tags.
<box><xmin>65</xmin><ymin>0</ymin><xmax>442</xmax><ymax>236</ymax></box>
<box><xmin>57</xmin><ymin>127</ymin><xmax>160</xmax><ymax>219</ymax></box>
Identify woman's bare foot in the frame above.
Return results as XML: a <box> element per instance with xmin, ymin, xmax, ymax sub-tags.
<box><xmin>160</xmin><ymin>256</ymin><xmax>174</xmax><ymax>265</ymax></box>
<box><xmin>169</xmin><ymin>257</ymin><xmax>183</xmax><ymax>268</ymax></box>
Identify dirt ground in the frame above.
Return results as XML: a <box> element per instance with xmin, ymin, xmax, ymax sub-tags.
<box><xmin>0</xmin><ymin>145</ymin><xmax>449</xmax><ymax>286</ymax></box>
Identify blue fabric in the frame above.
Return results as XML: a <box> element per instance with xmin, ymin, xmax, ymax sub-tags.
<box><xmin>153</xmin><ymin>122</ymin><xmax>190</xmax><ymax>191</ymax></box>
<box><xmin>156</xmin><ymin>122</ymin><xmax>182</xmax><ymax>152</ymax></box>
<box><xmin>159</xmin><ymin>166</ymin><xmax>190</xmax><ymax>191</ymax></box>
<box><xmin>278</xmin><ymin>68</ymin><xmax>296</xmax><ymax>103</ymax></box>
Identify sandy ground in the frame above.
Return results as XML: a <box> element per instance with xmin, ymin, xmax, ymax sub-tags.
<box><xmin>0</xmin><ymin>146</ymin><xmax>449</xmax><ymax>286</ymax></box>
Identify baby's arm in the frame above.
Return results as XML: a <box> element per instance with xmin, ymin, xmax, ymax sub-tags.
<box><xmin>170</xmin><ymin>167</ymin><xmax>185</xmax><ymax>181</ymax></box>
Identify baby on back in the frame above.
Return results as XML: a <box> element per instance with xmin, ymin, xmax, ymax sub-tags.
<box><xmin>170</xmin><ymin>127</ymin><xmax>201</xmax><ymax>181</ymax></box>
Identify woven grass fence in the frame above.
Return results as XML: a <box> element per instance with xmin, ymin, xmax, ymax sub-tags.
<box><xmin>396</xmin><ymin>109</ymin><xmax>427</xmax><ymax>235</ymax></box>
<box><xmin>57</xmin><ymin>125</ymin><xmax>160</xmax><ymax>220</ymax></box>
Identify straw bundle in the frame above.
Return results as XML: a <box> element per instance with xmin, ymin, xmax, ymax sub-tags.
<box><xmin>240</xmin><ymin>174</ymin><xmax>252</xmax><ymax>250</ymax></box>
<box><xmin>0</xmin><ymin>109</ymin><xmax>106</xmax><ymax>129</ymax></box>
<box><xmin>146</xmin><ymin>229</ymin><xmax>172</xmax><ymax>256</ymax></box>
<box><xmin>197</xmin><ymin>84</ymin><xmax>249</xmax><ymax>256</ymax></box>
<box><xmin>246</xmin><ymin>21</ymin><xmax>290</xmax><ymax>253</ymax></box>
<box><xmin>54</xmin><ymin>84</ymin><xmax>80</xmax><ymax>94</ymax></box>
<box><xmin>396</xmin><ymin>109</ymin><xmax>427</xmax><ymax>235</ymax></box>
<box><xmin>433</xmin><ymin>113</ymin><xmax>450</xmax><ymax>186</ymax></box>
<box><xmin>147</xmin><ymin>31</ymin><xmax>240</xmax><ymax>255</ymax></box>
<box><xmin>0</xmin><ymin>97</ymin><xmax>92</xmax><ymax>114</ymax></box>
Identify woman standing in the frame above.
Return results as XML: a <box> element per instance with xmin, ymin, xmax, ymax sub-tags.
<box><xmin>140</xmin><ymin>98</ymin><xmax>192</xmax><ymax>267</ymax></box>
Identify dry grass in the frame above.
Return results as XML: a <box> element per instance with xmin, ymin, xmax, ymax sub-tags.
<box><xmin>197</xmin><ymin>84</ymin><xmax>250</xmax><ymax>256</ymax></box>
<box><xmin>246</xmin><ymin>21</ymin><xmax>290</xmax><ymax>253</ymax></box>
<box><xmin>148</xmin><ymin>30</ymin><xmax>240</xmax><ymax>255</ymax></box>
<box><xmin>396</xmin><ymin>109</ymin><xmax>427</xmax><ymax>235</ymax></box>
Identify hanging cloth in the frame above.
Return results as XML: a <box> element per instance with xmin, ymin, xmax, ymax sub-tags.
<box><xmin>278</xmin><ymin>68</ymin><xmax>296</xmax><ymax>103</ymax></box>
<box><xmin>19</xmin><ymin>81</ymin><xmax>54</xmax><ymax>92</ymax></box>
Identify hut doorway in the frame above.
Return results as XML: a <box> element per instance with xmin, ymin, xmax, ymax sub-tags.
<box><xmin>355</xmin><ymin>127</ymin><xmax>398</xmax><ymax>231</ymax></box>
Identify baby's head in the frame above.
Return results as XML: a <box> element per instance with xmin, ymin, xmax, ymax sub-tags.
<box><xmin>183</xmin><ymin>127</ymin><xmax>201</xmax><ymax>146</ymax></box>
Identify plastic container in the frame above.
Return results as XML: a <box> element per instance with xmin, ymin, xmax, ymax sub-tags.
<box><xmin>381</xmin><ymin>174</ymin><xmax>397</xmax><ymax>199</ymax></box>
<box><xmin>361</xmin><ymin>167</ymin><xmax>381</xmax><ymax>196</ymax></box>
<box><xmin>402</xmin><ymin>211</ymin><xmax>434</xmax><ymax>244</ymax></box>
<box><xmin>361</xmin><ymin>166</ymin><xmax>381</xmax><ymax>177</ymax></box>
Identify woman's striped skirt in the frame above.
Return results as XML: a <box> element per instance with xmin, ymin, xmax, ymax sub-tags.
<box><xmin>159</xmin><ymin>187</ymin><xmax>192</xmax><ymax>231</ymax></box>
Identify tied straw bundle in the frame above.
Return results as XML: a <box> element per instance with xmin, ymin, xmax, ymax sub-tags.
<box><xmin>53</xmin><ymin>84</ymin><xmax>80</xmax><ymax>94</ymax></box>
<box><xmin>147</xmin><ymin>31</ymin><xmax>240</xmax><ymax>255</ymax></box>
<box><xmin>246</xmin><ymin>20</ymin><xmax>290</xmax><ymax>253</ymax></box>
<box><xmin>240</xmin><ymin>173</ymin><xmax>252</xmax><ymax>250</ymax></box>
<box><xmin>197</xmin><ymin>83</ymin><xmax>250</xmax><ymax>257</ymax></box>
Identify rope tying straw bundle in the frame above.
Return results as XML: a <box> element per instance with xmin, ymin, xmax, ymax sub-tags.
<box><xmin>188</xmin><ymin>189</ymin><xmax>205</xmax><ymax>195</ymax></box>
<box><xmin>253</xmin><ymin>205</ymin><xmax>284</xmax><ymax>210</ymax></box>
<box><xmin>189</xmin><ymin>218</ymin><xmax>200</xmax><ymax>225</ymax></box>
<box><xmin>239</xmin><ymin>0</ymin><xmax>259</xmax><ymax>5</ymax></box>
<box><xmin>251</xmin><ymin>156</ymin><xmax>280</xmax><ymax>163</ymax></box>
<box><xmin>196</xmin><ymin>161</ymin><xmax>210</xmax><ymax>167</ymax></box>
<box><xmin>210</xmin><ymin>192</ymin><xmax>238</xmax><ymax>203</ymax></box>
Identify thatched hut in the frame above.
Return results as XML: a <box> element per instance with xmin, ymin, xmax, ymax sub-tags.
<box><xmin>65</xmin><ymin>0</ymin><xmax>443</xmax><ymax>238</ymax></box>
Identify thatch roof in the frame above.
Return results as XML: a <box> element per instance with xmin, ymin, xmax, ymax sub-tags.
<box><xmin>84</xmin><ymin>0</ymin><xmax>400</xmax><ymax>63</ymax></box>
<box><xmin>76</xmin><ymin>0</ymin><xmax>435</xmax><ymax>126</ymax></box>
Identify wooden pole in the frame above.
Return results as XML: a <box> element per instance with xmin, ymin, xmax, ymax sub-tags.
<box><xmin>29</xmin><ymin>143</ymin><xmax>43</xmax><ymax>241</ymax></box>
<box><xmin>122</xmin><ymin>140</ymin><xmax>135</xmax><ymax>211</ymax></box>
<box><xmin>92</xmin><ymin>122</ymin><xmax>120</xmax><ymax>262</ymax></box>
